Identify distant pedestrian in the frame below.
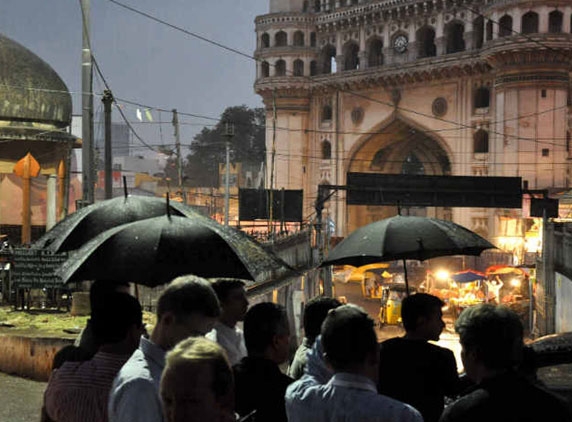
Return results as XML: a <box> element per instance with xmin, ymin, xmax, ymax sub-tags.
<box><xmin>206</xmin><ymin>278</ymin><xmax>249</xmax><ymax>365</ymax></box>
<box><xmin>285</xmin><ymin>304</ymin><xmax>422</xmax><ymax>422</ymax></box>
<box><xmin>108</xmin><ymin>275</ymin><xmax>220</xmax><ymax>422</ymax></box>
<box><xmin>233</xmin><ymin>302</ymin><xmax>293</xmax><ymax>422</ymax></box>
<box><xmin>44</xmin><ymin>292</ymin><xmax>143</xmax><ymax>422</ymax></box>
<box><xmin>484</xmin><ymin>277</ymin><xmax>503</xmax><ymax>304</ymax></box>
<box><xmin>288</xmin><ymin>296</ymin><xmax>341</xmax><ymax>379</ymax></box>
<box><xmin>160</xmin><ymin>337</ymin><xmax>235</xmax><ymax>422</ymax></box>
<box><xmin>440</xmin><ymin>304</ymin><xmax>571</xmax><ymax>422</ymax></box>
<box><xmin>378</xmin><ymin>293</ymin><xmax>460</xmax><ymax>422</ymax></box>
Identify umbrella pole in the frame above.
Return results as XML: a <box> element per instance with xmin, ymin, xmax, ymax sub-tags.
<box><xmin>402</xmin><ymin>258</ymin><xmax>410</xmax><ymax>296</ymax></box>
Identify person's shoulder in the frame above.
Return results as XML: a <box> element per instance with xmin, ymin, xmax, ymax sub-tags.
<box><xmin>114</xmin><ymin>349</ymin><xmax>152</xmax><ymax>383</ymax></box>
<box><xmin>369</xmin><ymin>393</ymin><xmax>423</xmax><ymax>421</ymax></box>
<box><xmin>440</xmin><ymin>388</ymin><xmax>489</xmax><ymax>422</ymax></box>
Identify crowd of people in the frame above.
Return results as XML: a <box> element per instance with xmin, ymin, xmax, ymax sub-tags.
<box><xmin>41</xmin><ymin>277</ymin><xmax>571</xmax><ymax>422</ymax></box>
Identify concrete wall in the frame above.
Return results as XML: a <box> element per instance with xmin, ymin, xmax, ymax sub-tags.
<box><xmin>0</xmin><ymin>335</ymin><xmax>73</xmax><ymax>381</ymax></box>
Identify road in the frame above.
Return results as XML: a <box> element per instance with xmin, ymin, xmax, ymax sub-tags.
<box><xmin>0</xmin><ymin>372</ymin><xmax>45</xmax><ymax>422</ymax></box>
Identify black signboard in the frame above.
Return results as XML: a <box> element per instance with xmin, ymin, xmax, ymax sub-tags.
<box><xmin>239</xmin><ymin>189</ymin><xmax>303</xmax><ymax>222</ymax></box>
<box><xmin>530</xmin><ymin>198</ymin><xmax>559</xmax><ymax>218</ymax></box>
<box><xmin>346</xmin><ymin>173</ymin><xmax>522</xmax><ymax>208</ymax></box>
<box><xmin>12</xmin><ymin>249</ymin><xmax>68</xmax><ymax>288</ymax></box>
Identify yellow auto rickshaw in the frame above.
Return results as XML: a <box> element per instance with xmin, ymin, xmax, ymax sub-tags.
<box><xmin>378</xmin><ymin>283</ymin><xmax>412</xmax><ymax>326</ymax></box>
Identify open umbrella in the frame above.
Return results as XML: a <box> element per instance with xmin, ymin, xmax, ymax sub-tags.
<box><xmin>321</xmin><ymin>215</ymin><xmax>496</xmax><ymax>294</ymax></box>
<box><xmin>56</xmin><ymin>215</ymin><xmax>294</xmax><ymax>287</ymax></box>
<box><xmin>33</xmin><ymin>195</ymin><xmax>191</xmax><ymax>253</ymax></box>
<box><xmin>451</xmin><ymin>270</ymin><xmax>487</xmax><ymax>283</ymax></box>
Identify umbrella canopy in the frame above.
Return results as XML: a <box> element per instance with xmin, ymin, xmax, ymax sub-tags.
<box><xmin>57</xmin><ymin>215</ymin><xmax>294</xmax><ymax>287</ymax></box>
<box><xmin>451</xmin><ymin>270</ymin><xmax>487</xmax><ymax>283</ymax></box>
<box><xmin>321</xmin><ymin>215</ymin><xmax>496</xmax><ymax>294</ymax></box>
<box><xmin>33</xmin><ymin>195</ymin><xmax>190</xmax><ymax>253</ymax></box>
<box><xmin>485</xmin><ymin>265</ymin><xmax>528</xmax><ymax>276</ymax></box>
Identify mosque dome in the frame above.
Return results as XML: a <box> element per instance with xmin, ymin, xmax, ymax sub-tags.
<box><xmin>0</xmin><ymin>33</ymin><xmax>72</xmax><ymax>129</ymax></box>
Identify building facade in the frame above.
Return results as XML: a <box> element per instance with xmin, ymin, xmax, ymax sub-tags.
<box><xmin>254</xmin><ymin>0</ymin><xmax>572</xmax><ymax>260</ymax></box>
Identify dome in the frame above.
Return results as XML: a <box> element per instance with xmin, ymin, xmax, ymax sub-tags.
<box><xmin>0</xmin><ymin>33</ymin><xmax>72</xmax><ymax>128</ymax></box>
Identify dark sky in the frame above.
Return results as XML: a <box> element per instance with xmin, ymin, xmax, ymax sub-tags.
<box><xmin>1</xmin><ymin>0</ymin><xmax>268</xmax><ymax>154</ymax></box>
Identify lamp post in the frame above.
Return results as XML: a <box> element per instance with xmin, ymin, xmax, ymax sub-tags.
<box><xmin>223</xmin><ymin>122</ymin><xmax>234</xmax><ymax>226</ymax></box>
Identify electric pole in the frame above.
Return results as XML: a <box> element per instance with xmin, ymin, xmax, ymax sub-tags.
<box><xmin>223</xmin><ymin>122</ymin><xmax>234</xmax><ymax>226</ymax></box>
<box><xmin>172</xmin><ymin>109</ymin><xmax>185</xmax><ymax>203</ymax></box>
<box><xmin>81</xmin><ymin>0</ymin><xmax>94</xmax><ymax>206</ymax></box>
<box><xmin>102</xmin><ymin>90</ymin><xmax>113</xmax><ymax>199</ymax></box>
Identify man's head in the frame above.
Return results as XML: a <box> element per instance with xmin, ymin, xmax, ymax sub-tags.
<box><xmin>243</xmin><ymin>302</ymin><xmax>290</xmax><ymax>364</ymax></box>
<box><xmin>303</xmin><ymin>296</ymin><xmax>341</xmax><ymax>345</ymax></box>
<box><xmin>211</xmin><ymin>278</ymin><xmax>249</xmax><ymax>327</ymax></box>
<box><xmin>455</xmin><ymin>304</ymin><xmax>524</xmax><ymax>382</ymax></box>
<box><xmin>321</xmin><ymin>304</ymin><xmax>379</xmax><ymax>378</ymax></box>
<box><xmin>161</xmin><ymin>337</ymin><xmax>234</xmax><ymax>422</ymax></box>
<box><xmin>89</xmin><ymin>279</ymin><xmax>130</xmax><ymax>311</ymax></box>
<box><xmin>154</xmin><ymin>275</ymin><xmax>221</xmax><ymax>350</ymax></box>
<box><xmin>401</xmin><ymin>293</ymin><xmax>445</xmax><ymax>341</ymax></box>
<box><xmin>90</xmin><ymin>292</ymin><xmax>143</xmax><ymax>353</ymax></box>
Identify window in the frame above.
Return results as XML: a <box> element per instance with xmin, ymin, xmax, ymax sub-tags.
<box><xmin>320</xmin><ymin>45</ymin><xmax>336</xmax><ymax>74</ymax></box>
<box><xmin>293</xmin><ymin>59</ymin><xmax>304</xmax><ymax>76</ymax></box>
<box><xmin>541</xmin><ymin>89</ymin><xmax>547</xmax><ymax>98</ymax></box>
<box><xmin>474</xmin><ymin>87</ymin><xmax>490</xmax><ymax>108</ymax></box>
<box><xmin>310</xmin><ymin>32</ymin><xmax>317</xmax><ymax>47</ymax></box>
<box><xmin>310</xmin><ymin>60</ymin><xmax>318</xmax><ymax>76</ymax></box>
<box><xmin>321</xmin><ymin>140</ymin><xmax>332</xmax><ymax>159</ymax></box>
<box><xmin>367</xmin><ymin>38</ymin><xmax>384</xmax><ymax>67</ymax></box>
<box><xmin>486</xmin><ymin>20</ymin><xmax>493</xmax><ymax>41</ymax></box>
<box><xmin>293</xmin><ymin>31</ymin><xmax>305</xmax><ymax>47</ymax></box>
<box><xmin>275</xmin><ymin>59</ymin><xmax>286</xmax><ymax>76</ymax></box>
<box><xmin>261</xmin><ymin>33</ymin><xmax>270</xmax><ymax>48</ymax></box>
<box><xmin>473</xmin><ymin>16</ymin><xmax>484</xmax><ymax>49</ymax></box>
<box><xmin>322</xmin><ymin>105</ymin><xmax>333</xmax><ymax>121</ymax></box>
<box><xmin>343</xmin><ymin>42</ymin><xmax>360</xmax><ymax>71</ymax></box>
<box><xmin>261</xmin><ymin>61</ymin><xmax>270</xmax><ymax>78</ymax></box>
<box><xmin>275</xmin><ymin>31</ymin><xmax>287</xmax><ymax>47</ymax></box>
<box><xmin>542</xmin><ymin>148</ymin><xmax>549</xmax><ymax>157</ymax></box>
<box><xmin>566</xmin><ymin>131</ymin><xmax>571</xmax><ymax>153</ymax></box>
<box><xmin>498</xmin><ymin>15</ymin><xmax>513</xmax><ymax>37</ymax></box>
<box><xmin>314</xmin><ymin>0</ymin><xmax>320</xmax><ymax>12</ymax></box>
<box><xmin>416</xmin><ymin>26</ymin><xmax>437</xmax><ymax>58</ymax></box>
<box><xmin>522</xmin><ymin>12</ymin><xmax>539</xmax><ymax>34</ymax></box>
<box><xmin>446</xmin><ymin>22</ymin><xmax>465</xmax><ymax>53</ymax></box>
<box><xmin>474</xmin><ymin>129</ymin><xmax>489</xmax><ymax>153</ymax></box>
<box><xmin>549</xmin><ymin>10</ymin><xmax>563</xmax><ymax>33</ymax></box>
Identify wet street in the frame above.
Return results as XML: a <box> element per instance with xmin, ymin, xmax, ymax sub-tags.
<box><xmin>0</xmin><ymin>372</ymin><xmax>45</xmax><ymax>422</ymax></box>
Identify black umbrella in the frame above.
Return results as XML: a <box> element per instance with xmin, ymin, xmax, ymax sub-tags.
<box><xmin>321</xmin><ymin>215</ymin><xmax>496</xmax><ymax>294</ymax></box>
<box><xmin>56</xmin><ymin>215</ymin><xmax>294</xmax><ymax>287</ymax></box>
<box><xmin>33</xmin><ymin>195</ymin><xmax>190</xmax><ymax>253</ymax></box>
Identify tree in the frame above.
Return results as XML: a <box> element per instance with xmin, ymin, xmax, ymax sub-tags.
<box><xmin>183</xmin><ymin>105</ymin><xmax>266</xmax><ymax>187</ymax></box>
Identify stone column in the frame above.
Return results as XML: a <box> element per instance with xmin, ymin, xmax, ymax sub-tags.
<box><xmin>46</xmin><ymin>174</ymin><xmax>57</xmax><ymax>231</ymax></box>
<box><xmin>335</xmin><ymin>55</ymin><xmax>344</xmax><ymax>72</ymax></box>
<box><xmin>436</xmin><ymin>37</ymin><xmax>446</xmax><ymax>56</ymax></box>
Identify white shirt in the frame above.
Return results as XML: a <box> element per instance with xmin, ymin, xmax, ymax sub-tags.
<box><xmin>206</xmin><ymin>321</ymin><xmax>247</xmax><ymax>365</ymax></box>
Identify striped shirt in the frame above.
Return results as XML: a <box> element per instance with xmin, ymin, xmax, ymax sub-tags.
<box><xmin>44</xmin><ymin>351</ymin><xmax>131</xmax><ymax>422</ymax></box>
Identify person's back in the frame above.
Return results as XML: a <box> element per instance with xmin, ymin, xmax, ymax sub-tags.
<box><xmin>233</xmin><ymin>302</ymin><xmax>293</xmax><ymax>422</ymax></box>
<box><xmin>286</xmin><ymin>304</ymin><xmax>423</xmax><ymax>422</ymax></box>
<box><xmin>378</xmin><ymin>293</ymin><xmax>459</xmax><ymax>422</ymax></box>
<box><xmin>44</xmin><ymin>292</ymin><xmax>143</xmax><ymax>422</ymax></box>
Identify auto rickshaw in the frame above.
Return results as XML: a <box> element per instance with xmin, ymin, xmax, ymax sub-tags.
<box><xmin>378</xmin><ymin>283</ymin><xmax>412</xmax><ymax>326</ymax></box>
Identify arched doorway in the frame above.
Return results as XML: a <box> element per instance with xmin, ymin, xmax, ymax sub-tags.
<box><xmin>346</xmin><ymin>117</ymin><xmax>452</xmax><ymax>232</ymax></box>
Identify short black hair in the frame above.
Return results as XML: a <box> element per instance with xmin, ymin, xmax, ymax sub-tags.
<box><xmin>91</xmin><ymin>292</ymin><xmax>142</xmax><ymax>345</ymax></box>
<box><xmin>455</xmin><ymin>304</ymin><xmax>524</xmax><ymax>370</ymax></box>
<box><xmin>243</xmin><ymin>302</ymin><xmax>288</xmax><ymax>355</ymax></box>
<box><xmin>401</xmin><ymin>293</ymin><xmax>444</xmax><ymax>331</ymax></box>
<box><xmin>321</xmin><ymin>304</ymin><xmax>377</xmax><ymax>371</ymax></box>
<box><xmin>210</xmin><ymin>278</ymin><xmax>246</xmax><ymax>303</ymax></box>
<box><xmin>89</xmin><ymin>279</ymin><xmax>130</xmax><ymax>309</ymax></box>
<box><xmin>303</xmin><ymin>297</ymin><xmax>341</xmax><ymax>344</ymax></box>
<box><xmin>157</xmin><ymin>275</ymin><xmax>220</xmax><ymax>320</ymax></box>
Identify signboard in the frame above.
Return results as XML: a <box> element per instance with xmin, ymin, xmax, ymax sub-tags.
<box><xmin>11</xmin><ymin>249</ymin><xmax>68</xmax><ymax>288</ymax></box>
<box><xmin>530</xmin><ymin>198</ymin><xmax>559</xmax><ymax>218</ymax></box>
<box><xmin>239</xmin><ymin>189</ymin><xmax>303</xmax><ymax>222</ymax></box>
<box><xmin>346</xmin><ymin>174</ymin><xmax>522</xmax><ymax>208</ymax></box>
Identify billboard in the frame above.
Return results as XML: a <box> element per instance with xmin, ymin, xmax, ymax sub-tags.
<box><xmin>239</xmin><ymin>189</ymin><xmax>303</xmax><ymax>222</ymax></box>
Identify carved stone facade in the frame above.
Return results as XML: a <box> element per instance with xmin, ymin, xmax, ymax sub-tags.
<box><xmin>255</xmin><ymin>0</ymin><xmax>572</xmax><ymax>256</ymax></box>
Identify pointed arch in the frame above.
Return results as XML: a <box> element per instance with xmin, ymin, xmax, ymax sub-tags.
<box><xmin>473</xmin><ymin>129</ymin><xmax>489</xmax><ymax>153</ymax></box>
<box><xmin>275</xmin><ymin>59</ymin><xmax>286</xmax><ymax>76</ymax></box>
<box><xmin>293</xmin><ymin>59</ymin><xmax>304</xmax><ymax>76</ymax></box>
<box><xmin>293</xmin><ymin>31</ymin><xmax>305</xmax><ymax>46</ymax></box>
<box><xmin>367</xmin><ymin>37</ymin><xmax>384</xmax><ymax>67</ymax></box>
<box><xmin>321</xmin><ymin>140</ymin><xmax>332</xmax><ymax>159</ymax></box>
<box><xmin>320</xmin><ymin>44</ymin><xmax>336</xmax><ymax>74</ymax></box>
<box><xmin>261</xmin><ymin>33</ymin><xmax>270</xmax><ymax>48</ymax></box>
<box><xmin>549</xmin><ymin>10</ymin><xmax>563</xmax><ymax>33</ymax></box>
<box><xmin>416</xmin><ymin>26</ymin><xmax>436</xmax><ymax>58</ymax></box>
<box><xmin>445</xmin><ymin>21</ymin><xmax>465</xmax><ymax>53</ymax></box>
<box><xmin>343</xmin><ymin>41</ymin><xmax>360</xmax><ymax>71</ymax></box>
<box><xmin>522</xmin><ymin>12</ymin><xmax>539</xmax><ymax>34</ymax></box>
<box><xmin>498</xmin><ymin>15</ymin><xmax>513</xmax><ymax>37</ymax></box>
<box><xmin>275</xmin><ymin>31</ymin><xmax>287</xmax><ymax>47</ymax></box>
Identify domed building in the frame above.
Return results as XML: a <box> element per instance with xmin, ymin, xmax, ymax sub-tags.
<box><xmin>255</xmin><ymin>0</ymin><xmax>572</xmax><ymax>263</ymax></box>
<box><xmin>0</xmin><ymin>33</ymin><xmax>79</xmax><ymax>244</ymax></box>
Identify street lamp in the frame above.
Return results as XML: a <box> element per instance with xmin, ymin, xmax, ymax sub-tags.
<box><xmin>223</xmin><ymin>122</ymin><xmax>234</xmax><ymax>226</ymax></box>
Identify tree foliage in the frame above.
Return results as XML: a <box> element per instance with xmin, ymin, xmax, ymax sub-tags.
<box><xmin>183</xmin><ymin>105</ymin><xmax>266</xmax><ymax>187</ymax></box>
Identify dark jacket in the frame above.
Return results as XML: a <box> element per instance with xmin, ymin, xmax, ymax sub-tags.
<box><xmin>233</xmin><ymin>356</ymin><xmax>293</xmax><ymax>422</ymax></box>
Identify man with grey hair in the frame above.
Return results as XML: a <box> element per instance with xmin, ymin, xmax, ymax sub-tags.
<box><xmin>108</xmin><ymin>275</ymin><xmax>221</xmax><ymax>422</ymax></box>
<box><xmin>440</xmin><ymin>304</ymin><xmax>571</xmax><ymax>422</ymax></box>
